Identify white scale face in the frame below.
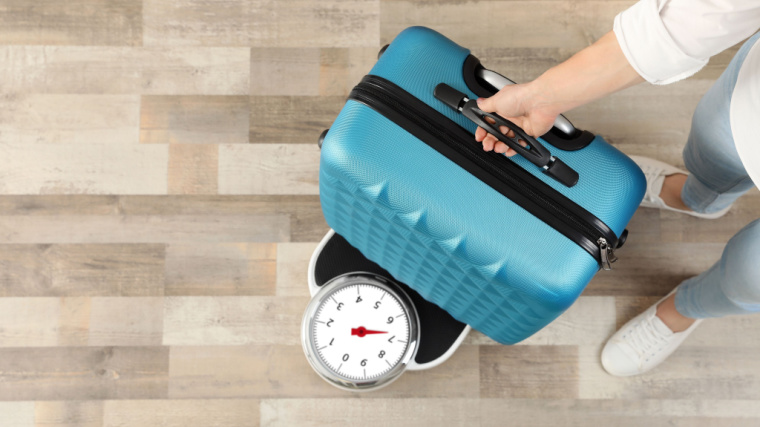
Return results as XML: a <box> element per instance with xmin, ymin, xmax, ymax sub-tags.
<box><xmin>302</xmin><ymin>274</ymin><xmax>419</xmax><ymax>391</ymax></box>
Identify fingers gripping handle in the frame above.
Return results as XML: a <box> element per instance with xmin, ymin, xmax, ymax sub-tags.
<box><xmin>434</xmin><ymin>84</ymin><xmax>578</xmax><ymax>187</ymax></box>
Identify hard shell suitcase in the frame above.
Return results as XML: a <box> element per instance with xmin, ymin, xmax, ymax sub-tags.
<box><xmin>319</xmin><ymin>26</ymin><xmax>646</xmax><ymax>344</ymax></box>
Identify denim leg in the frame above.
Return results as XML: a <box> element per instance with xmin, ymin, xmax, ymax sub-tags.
<box><xmin>680</xmin><ymin>32</ymin><xmax>760</xmax><ymax>214</ymax></box>
<box><xmin>675</xmin><ymin>219</ymin><xmax>760</xmax><ymax>318</ymax></box>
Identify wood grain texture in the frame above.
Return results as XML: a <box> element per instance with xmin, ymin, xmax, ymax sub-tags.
<box><xmin>167</xmin><ymin>144</ymin><xmax>219</xmax><ymax>194</ymax></box>
<box><xmin>251</xmin><ymin>49</ymin><xmax>320</xmax><ymax>96</ymax></box>
<box><xmin>480</xmin><ymin>346</ymin><xmax>579</xmax><ymax>398</ymax></box>
<box><xmin>0</xmin><ymin>402</ymin><xmax>35</xmax><ymax>427</ymax></box>
<box><xmin>143</xmin><ymin>0</ymin><xmax>380</xmax><ymax>47</ymax></box>
<box><xmin>34</xmin><ymin>401</ymin><xmax>103</xmax><ymax>427</ymax></box>
<box><xmin>102</xmin><ymin>399</ymin><xmax>258</xmax><ymax>427</ymax></box>
<box><xmin>88</xmin><ymin>298</ymin><xmax>164</xmax><ymax>347</ymax></box>
<box><xmin>0</xmin><ymin>298</ymin><xmax>60</xmax><ymax>347</ymax></box>
<box><xmin>275</xmin><ymin>242</ymin><xmax>318</xmax><ymax>297</ymax></box>
<box><xmin>249</xmin><ymin>96</ymin><xmax>345</xmax><ymax>144</ymax></box>
<box><xmin>218</xmin><ymin>144</ymin><xmax>321</xmax><ymax>195</ymax></box>
<box><xmin>0</xmin><ymin>0</ymin><xmax>142</xmax><ymax>46</ymax></box>
<box><xmin>58</xmin><ymin>297</ymin><xmax>92</xmax><ymax>346</ymax></box>
<box><xmin>141</xmin><ymin>96</ymin><xmax>250</xmax><ymax>144</ymax></box>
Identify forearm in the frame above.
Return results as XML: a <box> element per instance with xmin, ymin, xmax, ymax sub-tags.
<box><xmin>527</xmin><ymin>31</ymin><xmax>644</xmax><ymax>117</ymax></box>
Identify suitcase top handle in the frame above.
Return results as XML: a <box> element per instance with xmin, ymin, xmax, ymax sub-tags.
<box><xmin>434</xmin><ymin>83</ymin><xmax>579</xmax><ymax>188</ymax></box>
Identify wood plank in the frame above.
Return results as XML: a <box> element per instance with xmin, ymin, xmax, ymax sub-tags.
<box><xmin>102</xmin><ymin>399</ymin><xmax>258</xmax><ymax>427</ymax></box>
<box><xmin>0</xmin><ymin>94</ymin><xmax>139</xmax><ymax>145</ymax></box>
<box><xmin>480</xmin><ymin>399</ymin><xmax>760</xmax><ymax>427</ymax></box>
<box><xmin>251</xmin><ymin>48</ymin><xmax>320</xmax><ymax>96</ymax></box>
<box><xmin>34</xmin><ymin>401</ymin><xmax>103</xmax><ymax>427</ymax></box>
<box><xmin>162</xmin><ymin>297</ymin><xmax>308</xmax><ymax>346</ymax></box>
<box><xmin>578</xmin><ymin>345</ymin><xmax>760</xmax><ymax>399</ymax></box>
<box><xmin>0</xmin><ymin>298</ymin><xmax>60</xmax><ymax>347</ymax></box>
<box><xmin>58</xmin><ymin>297</ymin><xmax>91</xmax><ymax>346</ymax></box>
<box><xmin>218</xmin><ymin>144</ymin><xmax>320</xmax><ymax>195</ymax></box>
<box><xmin>249</xmin><ymin>96</ymin><xmax>345</xmax><ymax>144</ymax></box>
<box><xmin>0</xmin><ymin>142</ymin><xmax>169</xmax><ymax>195</ymax></box>
<box><xmin>0</xmin><ymin>196</ymin><xmax>120</xmax><ymax>216</ymax></box>
<box><xmin>0</xmin><ymin>402</ymin><xmax>35</xmax><ymax>427</ymax></box>
<box><xmin>0</xmin><ymin>347</ymin><xmax>169</xmax><ymax>401</ymax></box>
<box><xmin>480</xmin><ymin>346</ymin><xmax>578</xmax><ymax>398</ymax></box>
<box><xmin>143</xmin><ymin>0</ymin><xmax>380</xmax><ymax>47</ymax></box>
<box><xmin>0</xmin><ymin>46</ymin><xmax>249</xmax><ymax>95</ymax></box>
<box><xmin>88</xmin><ymin>298</ymin><xmax>164</xmax><ymax>347</ymax></box>
<box><xmin>318</xmin><ymin>48</ymin><xmax>378</xmax><ymax>96</ymax></box>
<box><xmin>165</xmin><ymin>243</ymin><xmax>277</xmax><ymax>296</ymax></box>
<box><xmin>275</xmin><ymin>242</ymin><xmax>318</xmax><ymax>297</ymax></box>
<box><xmin>0</xmin><ymin>0</ymin><xmax>142</xmax><ymax>46</ymax></box>
<box><xmin>0</xmin><ymin>214</ymin><xmax>290</xmax><ymax>244</ymax></box>
<box><xmin>140</xmin><ymin>96</ymin><xmax>249</xmax><ymax>144</ymax></box>
<box><xmin>167</xmin><ymin>144</ymin><xmax>219</xmax><ymax>195</ymax></box>
<box><xmin>259</xmin><ymin>398</ymin><xmax>479</xmax><ymax>427</ymax></box>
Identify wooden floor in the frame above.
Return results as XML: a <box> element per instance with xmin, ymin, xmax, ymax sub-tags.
<box><xmin>0</xmin><ymin>1</ymin><xmax>759</xmax><ymax>426</ymax></box>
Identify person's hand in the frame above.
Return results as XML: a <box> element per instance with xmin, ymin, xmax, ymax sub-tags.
<box><xmin>474</xmin><ymin>83</ymin><xmax>558</xmax><ymax>155</ymax></box>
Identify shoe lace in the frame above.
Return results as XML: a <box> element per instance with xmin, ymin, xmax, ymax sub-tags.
<box><xmin>626</xmin><ymin>317</ymin><xmax>670</xmax><ymax>358</ymax></box>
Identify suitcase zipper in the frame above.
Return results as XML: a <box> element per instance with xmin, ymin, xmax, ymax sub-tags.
<box><xmin>348</xmin><ymin>75</ymin><xmax>618</xmax><ymax>269</ymax></box>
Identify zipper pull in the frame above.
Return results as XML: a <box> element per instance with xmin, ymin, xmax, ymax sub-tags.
<box><xmin>597</xmin><ymin>238</ymin><xmax>618</xmax><ymax>271</ymax></box>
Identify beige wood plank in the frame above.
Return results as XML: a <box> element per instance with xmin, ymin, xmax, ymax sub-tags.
<box><xmin>259</xmin><ymin>398</ymin><xmax>479</xmax><ymax>427</ymax></box>
<box><xmin>88</xmin><ymin>297</ymin><xmax>164</xmax><ymax>347</ymax></box>
<box><xmin>0</xmin><ymin>142</ymin><xmax>168</xmax><ymax>195</ymax></box>
<box><xmin>0</xmin><ymin>0</ymin><xmax>141</xmax><ymax>46</ymax></box>
<box><xmin>167</xmin><ymin>144</ymin><xmax>219</xmax><ymax>195</ymax></box>
<box><xmin>143</xmin><ymin>0</ymin><xmax>380</xmax><ymax>47</ymax></box>
<box><xmin>218</xmin><ymin>144</ymin><xmax>320</xmax><ymax>195</ymax></box>
<box><xmin>162</xmin><ymin>297</ymin><xmax>307</xmax><ymax>346</ymax></box>
<box><xmin>0</xmin><ymin>402</ymin><xmax>35</xmax><ymax>427</ymax></box>
<box><xmin>480</xmin><ymin>345</ymin><xmax>578</xmax><ymax>398</ymax></box>
<box><xmin>249</xmin><ymin>96</ymin><xmax>344</xmax><ymax>144</ymax></box>
<box><xmin>0</xmin><ymin>298</ymin><xmax>60</xmax><ymax>347</ymax></box>
<box><xmin>319</xmin><ymin>48</ymin><xmax>378</xmax><ymax>96</ymax></box>
<box><xmin>58</xmin><ymin>297</ymin><xmax>91</xmax><ymax>346</ymax></box>
<box><xmin>165</xmin><ymin>243</ymin><xmax>277</xmax><ymax>296</ymax></box>
<box><xmin>481</xmin><ymin>398</ymin><xmax>760</xmax><ymax>427</ymax></box>
<box><xmin>0</xmin><ymin>214</ymin><xmax>290</xmax><ymax>244</ymax></box>
<box><xmin>34</xmin><ymin>401</ymin><xmax>103</xmax><ymax>427</ymax></box>
<box><xmin>0</xmin><ymin>46</ymin><xmax>249</xmax><ymax>95</ymax></box>
<box><xmin>0</xmin><ymin>95</ymin><xmax>139</xmax><ymax>145</ymax></box>
<box><xmin>102</xmin><ymin>399</ymin><xmax>258</xmax><ymax>427</ymax></box>
<box><xmin>465</xmin><ymin>296</ymin><xmax>616</xmax><ymax>346</ymax></box>
<box><xmin>380</xmin><ymin>1</ymin><xmax>630</xmax><ymax>49</ymax></box>
<box><xmin>275</xmin><ymin>242</ymin><xmax>318</xmax><ymax>297</ymax></box>
<box><xmin>0</xmin><ymin>196</ymin><xmax>120</xmax><ymax>216</ymax></box>
<box><xmin>0</xmin><ymin>347</ymin><xmax>169</xmax><ymax>401</ymax></box>
<box><xmin>578</xmin><ymin>345</ymin><xmax>760</xmax><ymax>399</ymax></box>
<box><xmin>140</xmin><ymin>96</ymin><xmax>249</xmax><ymax>144</ymax></box>
<box><xmin>251</xmin><ymin>48</ymin><xmax>320</xmax><ymax>96</ymax></box>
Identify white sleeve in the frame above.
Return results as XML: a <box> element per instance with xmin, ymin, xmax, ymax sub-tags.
<box><xmin>614</xmin><ymin>0</ymin><xmax>760</xmax><ymax>85</ymax></box>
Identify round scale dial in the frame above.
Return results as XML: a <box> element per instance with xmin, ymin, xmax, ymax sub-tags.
<box><xmin>302</xmin><ymin>273</ymin><xmax>419</xmax><ymax>391</ymax></box>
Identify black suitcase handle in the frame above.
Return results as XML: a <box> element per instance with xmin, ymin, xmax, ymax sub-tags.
<box><xmin>434</xmin><ymin>83</ymin><xmax>579</xmax><ymax>187</ymax></box>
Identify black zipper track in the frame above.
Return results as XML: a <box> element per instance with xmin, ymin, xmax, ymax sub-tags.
<box><xmin>347</xmin><ymin>75</ymin><xmax>618</xmax><ymax>264</ymax></box>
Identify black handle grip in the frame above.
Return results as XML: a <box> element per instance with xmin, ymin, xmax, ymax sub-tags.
<box><xmin>434</xmin><ymin>83</ymin><xmax>578</xmax><ymax>187</ymax></box>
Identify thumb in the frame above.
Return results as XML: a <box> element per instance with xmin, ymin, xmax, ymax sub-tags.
<box><xmin>476</xmin><ymin>95</ymin><xmax>498</xmax><ymax>113</ymax></box>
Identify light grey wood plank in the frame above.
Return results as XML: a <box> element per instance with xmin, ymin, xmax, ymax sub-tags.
<box><xmin>140</xmin><ymin>96</ymin><xmax>249</xmax><ymax>144</ymax></box>
<box><xmin>88</xmin><ymin>298</ymin><xmax>164</xmax><ymax>347</ymax></box>
<box><xmin>0</xmin><ymin>95</ymin><xmax>139</xmax><ymax>145</ymax></box>
<box><xmin>167</xmin><ymin>144</ymin><xmax>219</xmax><ymax>195</ymax></box>
<box><xmin>0</xmin><ymin>402</ymin><xmax>34</xmax><ymax>427</ymax></box>
<box><xmin>0</xmin><ymin>214</ymin><xmax>290</xmax><ymax>244</ymax></box>
<box><xmin>58</xmin><ymin>297</ymin><xmax>91</xmax><ymax>346</ymax></box>
<box><xmin>0</xmin><ymin>196</ymin><xmax>120</xmax><ymax>216</ymax></box>
<box><xmin>481</xmin><ymin>398</ymin><xmax>760</xmax><ymax>427</ymax></box>
<box><xmin>480</xmin><ymin>345</ymin><xmax>578</xmax><ymax>398</ymax></box>
<box><xmin>275</xmin><ymin>242</ymin><xmax>318</xmax><ymax>297</ymax></box>
<box><xmin>102</xmin><ymin>399</ymin><xmax>258</xmax><ymax>427</ymax></box>
<box><xmin>251</xmin><ymin>48</ymin><xmax>320</xmax><ymax>96</ymax></box>
<box><xmin>218</xmin><ymin>144</ymin><xmax>320</xmax><ymax>195</ymax></box>
<box><xmin>165</xmin><ymin>243</ymin><xmax>277</xmax><ymax>296</ymax></box>
<box><xmin>0</xmin><ymin>47</ymin><xmax>249</xmax><ymax>95</ymax></box>
<box><xmin>0</xmin><ymin>347</ymin><xmax>169</xmax><ymax>401</ymax></box>
<box><xmin>578</xmin><ymin>344</ymin><xmax>760</xmax><ymax>399</ymax></box>
<box><xmin>0</xmin><ymin>142</ymin><xmax>168</xmax><ymax>195</ymax></box>
<box><xmin>465</xmin><ymin>296</ymin><xmax>616</xmax><ymax>346</ymax></box>
<box><xmin>259</xmin><ymin>398</ymin><xmax>479</xmax><ymax>427</ymax></box>
<box><xmin>0</xmin><ymin>298</ymin><xmax>60</xmax><ymax>347</ymax></box>
<box><xmin>0</xmin><ymin>0</ymin><xmax>142</xmax><ymax>46</ymax></box>
<box><xmin>249</xmin><ymin>96</ymin><xmax>344</xmax><ymax>144</ymax></box>
<box><xmin>143</xmin><ymin>0</ymin><xmax>380</xmax><ymax>47</ymax></box>
<box><xmin>318</xmin><ymin>48</ymin><xmax>378</xmax><ymax>96</ymax></box>
<box><xmin>162</xmin><ymin>297</ymin><xmax>307</xmax><ymax>346</ymax></box>
<box><xmin>34</xmin><ymin>401</ymin><xmax>103</xmax><ymax>427</ymax></box>
<box><xmin>380</xmin><ymin>1</ymin><xmax>629</xmax><ymax>49</ymax></box>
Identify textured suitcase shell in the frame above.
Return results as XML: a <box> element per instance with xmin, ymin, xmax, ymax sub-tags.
<box><xmin>319</xmin><ymin>27</ymin><xmax>646</xmax><ymax>344</ymax></box>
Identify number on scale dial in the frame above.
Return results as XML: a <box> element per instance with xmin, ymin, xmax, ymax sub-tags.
<box><xmin>312</xmin><ymin>283</ymin><xmax>411</xmax><ymax>381</ymax></box>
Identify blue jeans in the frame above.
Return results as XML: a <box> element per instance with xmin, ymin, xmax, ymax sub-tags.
<box><xmin>674</xmin><ymin>32</ymin><xmax>760</xmax><ymax>319</ymax></box>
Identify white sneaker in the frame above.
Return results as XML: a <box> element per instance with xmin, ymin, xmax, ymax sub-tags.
<box><xmin>601</xmin><ymin>287</ymin><xmax>703</xmax><ymax>376</ymax></box>
<box><xmin>630</xmin><ymin>155</ymin><xmax>731</xmax><ymax>219</ymax></box>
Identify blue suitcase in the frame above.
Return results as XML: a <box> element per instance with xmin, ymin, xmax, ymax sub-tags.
<box><xmin>318</xmin><ymin>26</ymin><xmax>646</xmax><ymax>344</ymax></box>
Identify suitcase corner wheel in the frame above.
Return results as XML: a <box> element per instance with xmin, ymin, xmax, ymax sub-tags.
<box><xmin>302</xmin><ymin>228</ymin><xmax>470</xmax><ymax>392</ymax></box>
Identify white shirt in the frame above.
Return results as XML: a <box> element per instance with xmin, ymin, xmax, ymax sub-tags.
<box><xmin>613</xmin><ymin>0</ymin><xmax>760</xmax><ymax>186</ymax></box>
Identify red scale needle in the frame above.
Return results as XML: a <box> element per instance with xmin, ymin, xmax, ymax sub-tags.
<box><xmin>351</xmin><ymin>326</ymin><xmax>387</xmax><ymax>338</ymax></box>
